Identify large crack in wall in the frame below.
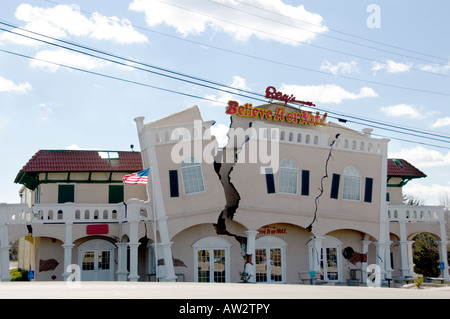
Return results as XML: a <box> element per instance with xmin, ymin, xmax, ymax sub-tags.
<box><xmin>212</xmin><ymin>122</ymin><xmax>250</xmax><ymax>262</ymax></box>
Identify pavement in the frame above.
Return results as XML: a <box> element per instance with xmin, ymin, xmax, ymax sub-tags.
<box><xmin>0</xmin><ymin>281</ymin><xmax>449</xmax><ymax>299</ymax></box>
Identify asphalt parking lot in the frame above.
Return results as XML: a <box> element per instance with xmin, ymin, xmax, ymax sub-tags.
<box><xmin>0</xmin><ymin>281</ymin><xmax>448</xmax><ymax>299</ymax></box>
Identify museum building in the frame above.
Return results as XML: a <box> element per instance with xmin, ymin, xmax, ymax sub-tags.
<box><xmin>1</xmin><ymin>100</ymin><xmax>448</xmax><ymax>284</ymax></box>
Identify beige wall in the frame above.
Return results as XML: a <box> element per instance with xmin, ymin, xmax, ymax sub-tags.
<box><xmin>35</xmin><ymin>176</ymin><xmax>147</xmax><ymax>204</ymax></box>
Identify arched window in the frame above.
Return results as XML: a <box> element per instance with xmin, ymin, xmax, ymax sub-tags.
<box><xmin>343</xmin><ymin>166</ymin><xmax>361</xmax><ymax>201</ymax></box>
<box><xmin>181</xmin><ymin>158</ymin><xmax>205</xmax><ymax>194</ymax></box>
<box><xmin>278</xmin><ymin>159</ymin><xmax>299</xmax><ymax>194</ymax></box>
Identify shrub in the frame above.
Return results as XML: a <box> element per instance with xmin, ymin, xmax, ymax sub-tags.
<box><xmin>10</xmin><ymin>268</ymin><xmax>29</xmax><ymax>281</ymax></box>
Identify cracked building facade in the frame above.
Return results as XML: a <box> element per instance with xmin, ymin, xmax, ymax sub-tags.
<box><xmin>4</xmin><ymin>102</ymin><xmax>449</xmax><ymax>284</ymax></box>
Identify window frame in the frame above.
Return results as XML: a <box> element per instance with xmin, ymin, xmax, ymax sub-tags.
<box><xmin>181</xmin><ymin>158</ymin><xmax>205</xmax><ymax>195</ymax></box>
<box><xmin>342</xmin><ymin>166</ymin><xmax>361</xmax><ymax>202</ymax></box>
<box><xmin>278</xmin><ymin>159</ymin><xmax>299</xmax><ymax>195</ymax></box>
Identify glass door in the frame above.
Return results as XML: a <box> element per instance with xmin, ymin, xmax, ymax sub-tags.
<box><xmin>255</xmin><ymin>248</ymin><xmax>283</xmax><ymax>283</ymax></box>
<box><xmin>197</xmin><ymin>249</ymin><xmax>227</xmax><ymax>282</ymax></box>
<box><xmin>81</xmin><ymin>250</ymin><xmax>113</xmax><ymax>281</ymax></box>
<box><xmin>321</xmin><ymin>247</ymin><xmax>339</xmax><ymax>281</ymax></box>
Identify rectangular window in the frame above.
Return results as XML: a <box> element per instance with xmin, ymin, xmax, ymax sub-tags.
<box><xmin>58</xmin><ymin>185</ymin><xmax>74</xmax><ymax>203</ymax></box>
<box><xmin>169</xmin><ymin>170</ymin><xmax>179</xmax><ymax>197</ymax></box>
<box><xmin>330</xmin><ymin>174</ymin><xmax>340</xmax><ymax>199</ymax></box>
<box><xmin>364</xmin><ymin>178</ymin><xmax>373</xmax><ymax>203</ymax></box>
<box><xmin>181</xmin><ymin>162</ymin><xmax>205</xmax><ymax>194</ymax></box>
<box><xmin>301</xmin><ymin>170</ymin><xmax>310</xmax><ymax>196</ymax></box>
<box><xmin>109</xmin><ymin>185</ymin><xmax>124</xmax><ymax>204</ymax></box>
<box><xmin>343</xmin><ymin>175</ymin><xmax>361</xmax><ymax>201</ymax></box>
<box><xmin>265</xmin><ymin>168</ymin><xmax>275</xmax><ymax>194</ymax></box>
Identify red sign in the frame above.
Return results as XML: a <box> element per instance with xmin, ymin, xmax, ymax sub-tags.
<box><xmin>86</xmin><ymin>224</ymin><xmax>109</xmax><ymax>235</ymax></box>
<box><xmin>265</xmin><ymin>86</ymin><xmax>315</xmax><ymax>107</ymax></box>
<box><xmin>258</xmin><ymin>225</ymin><xmax>287</xmax><ymax>235</ymax></box>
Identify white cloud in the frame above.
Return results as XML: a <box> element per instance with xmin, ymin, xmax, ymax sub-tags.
<box><xmin>389</xmin><ymin>145</ymin><xmax>450</xmax><ymax>168</ymax></box>
<box><xmin>30</xmin><ymin>49</ymin><xmax>108</xmax><ymax>72</ymax></box>
<box><xmin>129</xmin><ymin>0</ymin><xmax>327</xmax><ymax>46</ymax></box>
<box><xmin>0</xmin><ymin>76</ymin><xmax>32</xmax><ymax>94</ymax></box>
<box><xmin>0</xmin><ymin>3</ymin><xmax>147</xmax><ymax>46</ymax></box>
<box><xmin>210</xmin><ymin>123</ymin><xmax>230</xmax><ymax>147</ymax></box>
<box><xmin>372</xmin><ymin>60</ymin><xmax>411</xmax><ymax>74</ymax></box>
<box><xmin>380</xmin><ymin>104</ymin><xmax>424</xmax><ymax>119</ymax></box>
<box><xmin>279</xmin><ymin>84</ymin><xmax>377</xmax><ymax>104</ymax></box>
<box><xmin>65</xmin><ymin>144</ymin><xmax>102</xmax><ymax>150</ymax></box>
<box><xmin>419</xmin><ymin>61</ymin><xmax>450</xmax><ymax>74</ymax></box>
<box><xmin>431</xmin><ymin>117</ymin><xmax>450</xmax><ymax>128</ymax></box>
<box><xmin>320</xmin><ymin>60</ymin><xmax>358</xmax><ymax>75</ymax></box>
<box><xmin>205</xmin><ymin>75</ymin><xmax>250</xmax><ymax>105</ymax></box>
<box><xmin>402</xmin><ymin>183</ymin><xmax>450</xmax><ymax>205</ymax></box>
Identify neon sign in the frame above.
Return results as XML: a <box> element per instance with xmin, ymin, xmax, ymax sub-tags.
<box><xmin>265</xmin><ymin>86</ymin><xmax>315</xmax><ymax>107</ymax></box>
<box><xmin>225</xmin><ymin>100</ymin><xmax>327</xmax><ymax>127</ymax></box>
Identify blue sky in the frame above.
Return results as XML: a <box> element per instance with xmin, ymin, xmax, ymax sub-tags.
<box><xmin>1</xmin><ymin>0</ymin><xmax>450</xmax><ymax>204</ymax></box>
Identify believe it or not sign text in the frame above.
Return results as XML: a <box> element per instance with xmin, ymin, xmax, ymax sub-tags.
<box><xmin>225</xmin><ymin>100</ymin><xmax>327</xmax><ymax>127</ymax></box>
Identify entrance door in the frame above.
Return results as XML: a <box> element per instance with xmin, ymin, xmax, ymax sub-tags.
<box><xmin>78</xmin><ymin>239</ymin><xmax>115</xmax><ymax>281</ymax></box>
<box><xmin>197</xmin><ymin>248</ymin><xmax>227</xmax><ymax>283</ymax></box>
<box><xmin>255</xmin><ymin>248</ymin><xmax>283</xmax><ymax>283</ymax></box>
<box><xmin>81</xmin><ymin>250</ymin><xmax>112</xmax><ymax>281</ymax></box>
<box><xmin>322</xmin><ymin>247</ymin><xmax>339</xmax><ymax>281</ymax></box>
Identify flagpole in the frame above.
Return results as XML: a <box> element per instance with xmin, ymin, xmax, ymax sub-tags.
<box><xmin>149</xmin><ymin>161</ymin><xmax>159</xmax><ymax>279</ymax></box>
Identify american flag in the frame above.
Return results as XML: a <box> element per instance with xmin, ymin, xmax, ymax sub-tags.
<box><xmin>122</xmin><ymin>168</ymin><xmax>149</xmax><ymax>185</ymax></box>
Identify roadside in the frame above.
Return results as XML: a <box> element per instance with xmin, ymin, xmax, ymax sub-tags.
<box><xmin>0</xmin><ymin>281</ymin><xmax>448</xmax><ymax>299</ymax></box>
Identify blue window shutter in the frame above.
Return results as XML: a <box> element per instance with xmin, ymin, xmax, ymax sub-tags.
<box><xmin>301</xmin><ymin>170</ymin><xmax>310</xmax><ymax>196</ymax></box>
<box><xmin>265</xmin><ymin>168</ymin><xmax>275</xmax><ymax>194</ymax></box>
<box><xmin>330</xmin><ymin>174</ymin><xmax>340</xmax><ymax>199</ymax></box>
<box><xmin>169</xmin><ymin>170</ymin><xmax>179</xmax><ymax>197</ymax></box>
<box><xmin>364</xmin><ymin>177</ymin><xmax>373</xmax><ymax>203</ymax></box>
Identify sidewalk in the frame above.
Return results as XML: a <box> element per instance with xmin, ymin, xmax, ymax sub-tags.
<box><xmin>0</xmin><ymin>281</ymin><xmax>448</xmax><ymax>299</ymax></box>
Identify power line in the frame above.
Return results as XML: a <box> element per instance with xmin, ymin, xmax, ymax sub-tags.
<box><xmin>2</xmin><ymin>20</ymin><xmax>450</xmax><ymax>100</ymax></box>
<box><xmin>206</xmin><ymin>0</ymin><xmax>450</xmax><ymax>69</ymax></box>
<box><xmin>2</xmin><ymin>47</ymin><xmax>449</xmax><ymax>150</ymax></box>
<box><xmin>0</xmin><ymin>48</ymin><xmax>227</xmax><ymax>105</ymax></box>
<box><xmin>1</xmin><ymin>22</ymin><xmax>449</xmax><ymax>148</ymax></box>
<box><xmin>155</xmin><ymin>0</ymin><xmax>450</xmax><ymax>77</ymax></box>
<box><xmin>231</xmin><ymin>0</ymin><xmax>449</xmax><ymax>63</ymax></box>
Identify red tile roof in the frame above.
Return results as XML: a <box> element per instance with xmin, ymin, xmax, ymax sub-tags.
<box><xmin>387</xmin><ymin>158</ymin><xmax>426</xmax><ymax>178</ymax></box>
<box><xmin>15</xmin><ymin>150</ymin><xmax>144</xmax><ymax>190</ymax></box>
<box><xmin>19</xmin><ymin>150</ymin><xmax>143</xmax><ymax>173</ymax></box>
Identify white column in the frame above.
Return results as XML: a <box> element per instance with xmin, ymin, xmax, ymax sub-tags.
<box><xmin>135</xmin><ymin>116</ymin><xmax>176</xmax><ymax>282</ymax></box>
<box><xmin>361</xmin><ymin>240</ymin><xmax>371</xmax><ymax>283</ymax></box>
<box><xmin>127</xmin><ymin>242</ymin><xmax>140</xmax><ymax>282</ymax></box>
<box><xmin>377</xmin><ymin>139</ymin><xmax>390</xmax><ymax>280</ymax></box>
<box><xmin>128</xmin><ymin>220</ymin><xmax>140</xmax><ymax>282</ymax></box>
<box><xmin>308</xmin><ymin>236</ymin><xmax>323</xmax><ymax>274</ymax></box>
<box><xmin>438</xmin><ymin>214</ymin><xmax>450</xmax><ymax>281</ymax></box>
<box><xmin>155</xmin><ymin>216</ymin><xmax>176</xmax><ymax>282</ymax></box>
<box><xmin>398</xmin><ymin>220</ymin><xmax>410</xmax><ymax>277</ymax></box>
<box><xmin>437</xmin><ymin>241</ymin><xmax>450</xmax><ymax>281</ymax></box>
<box><xmin>374</xmin><ymin>241</ymin><xmax>390</xmax><ymax>279</ymax></box>
<box><xmin>61</xmin><ymin>223</ymin><xmax>74</xmax><ymax>281</ymax></box>
<box><xmin>0</xmin><ymin>224</ymin><xmax>11</xmax><ymax>282</ymax></box>
<box><xmin>244</xmin><ymin>230</ymin><xmax>258</xmax><ymax>283</ymax></box>
<box><xmin>116</xmin><ymin>242</ymin><xmax>128</xmax><ymax>281</ymax></box>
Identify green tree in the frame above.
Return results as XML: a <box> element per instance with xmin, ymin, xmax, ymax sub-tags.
<box><xmin>412</xmin><ymin>233</ymin><xmax>440</xmax><ymax>277</ymax></box>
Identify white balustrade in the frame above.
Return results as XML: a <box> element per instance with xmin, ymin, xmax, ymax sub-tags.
<box><xmin>32</xmin><ymin>200</ymin><xmax>151</xmax><ymax>224</ymax></box>
<box><xmin>0</xmin><ymin>203</ymin><xmax>32</xmax><ymax>224</ymax></box>
<box><xmin>387</xmin><ymin>204</ymin><xmax>445</xmax><ymax>222</ymax></box>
